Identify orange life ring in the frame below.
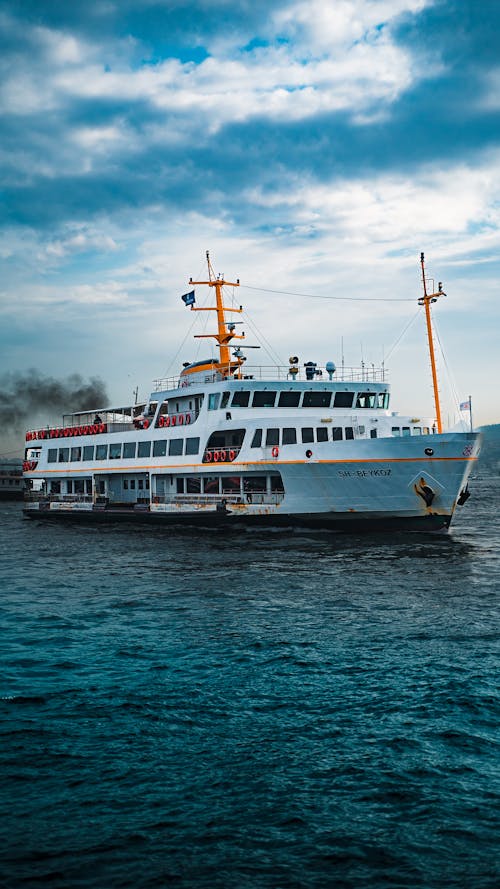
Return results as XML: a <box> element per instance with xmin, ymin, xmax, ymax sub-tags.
<box><xmin>220</xmin><ymin>449</ymin><xmax>227</xmax><ymax>462</ymax></box>
<box><xmin>229</xmin><ymin>449</ymin><xmax>236</xmax><ymax>461</ymax></box>
<box><xmin>205</xmin><ymin>450</ymin><xmax>212</xmax><ymax>462</ymax></box>
<box><xmin>185</xmin><ymin>413</ymin><xmax>191</xmax><ymax>424</ymax></box>
<box><xmin>272</xmin><ymin>446</ymin><xmax>279</xmax><ymax>458</ymax></box>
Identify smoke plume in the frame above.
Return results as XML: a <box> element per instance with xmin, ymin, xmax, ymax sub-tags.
<box><xmin>0</xmin><ymin>369</ymin><xmax>109</xmax><ymax>457</ymax></box>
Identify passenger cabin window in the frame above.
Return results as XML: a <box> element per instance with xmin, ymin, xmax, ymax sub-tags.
<box><xmin>232</xmin><ymin>391</ymin><xmax>250</xmax><ymax>407</ymax></box>
<box><xmin>220</xmin><ymin>392</ymin><xmax>230</xmax><ymax>408</ymax></box>
<box><xmin>402</xmin><ymin>427</ymin><xmax>411</xmax><ymax>437</ymax></box>
<box><xmin>303</xmin><ymin>392</ymin><xmax>332</xmax><ymax>408</ymax></box>
<box><xmin>278</xmin><ymin>391</ymin><xmax>301</xmax><ymax>408</ymax></box>
<box><xmin>123</xmin><ymin>442</ymin><xmax>136</xmax><ymax>459</ymax></box>
<box><xmin>138</xmin><ymin>441</ymin><xmax>151</xmax><ymax>458</ymax></box>
<box><xmin>109</xmin><ymin>443</ymin><xmax>121</xmax><ymax>459</ymax></box>
<box><xmin>423</xmin><ymin>427</ymin><xmax>430</xmax><ymax>435</ymax></box>
<box><xmin>332</xmin><ymin>427</ymin><xmax>343</xmax><ymax>441</ymax></box>
<box><xmin>83</xmin><ymin>445</ymin><xmax>94</xmax><ymax>460</ymax></box>
<box><xmin>356</xmin><ymin>392</ymin><xmax>376</xmax><ymax>408</ymax></box>
<box><xmin>96</xmin><ymin>444</ymin><xmax>108</xmax><ymax>460</ymax></box>
<box><xmin>345</xmin><ymin>427</ymin><xmax>354</xmax><ymax>440</ymax></box>
<box><xmin>208</xmin><ymin>393</ymin><xmax>220</xmax><ymax>410</ymax></box>
<box><xmin>48</xmin><ymin>449</ymin><xmax>57</xmax><ymax>463</ymax></box>
<box><xmin>71</xmin><ymin>447</ymin><xmax>81</xmax><ymax>462</ymax></box>
<box><xmin>185</xmin><ymin>437</ymin><xmax>200</xmax><ymax>455</ymax></box>
<box><xmin>265</xmin><ymin>428</ymin><xmax>279</xmax><ymax>447</ymax></box>
<box><xmin>377</xmin><ymin>392</ymin><xmax>389</xmax><ymax>409</ymax></box>
<box><xmin>370</xmin><ymin>429</ymin><xmax>378</xmax><ymax>439</ymax></box>
<box><xmin>392</xmin><ymin>427</ymin><xmax>400</xmax><ymax>437</ymax></box>
<box><xmin>333</xmin><ymin>392</ymin><xmax>354</xmax><ymax>408</ymax></box>
<box><xmin>316</xmin><ymin>427</ymin><xmax>328</xmax><ymax>442</ymax></box>
<box><xmin>301</xmin><ymin>428</ymin><xmax>314</xmax><ymax>443</ymax></box>
<box><xmin>251</xmin><ymin>429</ymin><xmax>262</xmax><ymax>447</ymax></box>
<box><xmin>58</xmin><ymin>447</ymin><xmax>69</xmax><ymax>462</ymax></box>
<box><xmin>282</xmin><ymin>428</ymin><xmax>297</xmax><ymax>445</ymax></box>
<box><xmin>169</xmin><ymin>439</ymin><xmax>183</xmax><ymax>456</ymax></box>
<box><xmin>153</xmin><ymin>440</ymin><xmax>167</xmax><ymax>457</ymax></box>
<box><xmin>252</xmin><ymin>391</ymin><xmax>276</xmax><ymax>408</ymax></box>
<box><xmin>413</xmin><ymin>427</ymin><xmax>422</xmax><ymax>435</ymax></box>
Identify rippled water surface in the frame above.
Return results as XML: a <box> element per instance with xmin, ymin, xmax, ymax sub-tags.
<box><xmin>1</xmin><ymin>479</ymin><xmax>499</xmax><ymax>888</ymax></box>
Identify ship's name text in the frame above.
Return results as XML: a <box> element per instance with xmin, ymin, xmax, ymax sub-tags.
<box><xmin>337</xmin><ymin>468</ymin><xmax>392</xmax><ymax>478</ymax></box>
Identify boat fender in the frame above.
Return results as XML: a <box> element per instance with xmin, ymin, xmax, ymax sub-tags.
<box><xmin>185</xmin><ymin>413</ymin><xmax>191</xmax><ymax>424</ymax></box>
<box><xmin>306</xmin><ymin>449</ymin><xmax>313</xmax><ymax>458</ymax></box>
<box><xmin>205</xmin><ymin>451</ymin><xmax>212</xmax><ymax>462</ymax></box>
<box><xmin>272</xmin><ymin>446</ymin><xmax>279</xmax><ymax>458</ymax></box>
<box><xmin>220</xmin><ymin>449</ymin><xmax>227</xmax><ymax>462</ymax></box>
<box><xmin>229</xmin><ymin>449</ymin><xmax>236</xmax><ymax>461</ymax></box>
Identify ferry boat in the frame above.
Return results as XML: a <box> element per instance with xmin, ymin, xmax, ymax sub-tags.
<box><xmin>0</xmin><ymin>460</ymin><xmax>24</xmax><ymax>500</ymax></box>
<box><xmin>23</xmin><ymin>252</ymin><xmax>480</xmax><ymax>532</ymax></box>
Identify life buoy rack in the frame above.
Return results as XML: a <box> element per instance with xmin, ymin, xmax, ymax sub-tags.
<box><xmin>272</xmin><ymin>446</ymin><xmax>279</xmax><ymax>458</ymax></box>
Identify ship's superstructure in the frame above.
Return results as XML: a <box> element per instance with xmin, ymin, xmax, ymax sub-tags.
<box><xmin>23</xmin><ymin>253</ymin><xmax>480</xmax><ymax>532</ymax></box>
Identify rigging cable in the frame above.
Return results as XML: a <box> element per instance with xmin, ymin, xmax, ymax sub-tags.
<box><xmin>240</xmin><ymin>284</ymin><xmax>414</xmax><ymax>303</ymax></box>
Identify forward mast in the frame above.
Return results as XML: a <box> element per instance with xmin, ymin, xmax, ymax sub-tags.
<box><xmin>189</xmin><ymin>251</ymin><xmax>245</xmax><ymax>378</ymax></box>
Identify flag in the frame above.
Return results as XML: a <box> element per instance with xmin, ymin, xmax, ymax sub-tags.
<box><xmin>460</xmin><ymin>399</ymin><xmax>470</xmax><ymax>411</ymax></box>
<box><xmin>181</xmin><ymin>290</ymin><xmax>195</xmax><ymax>306</ymax></box>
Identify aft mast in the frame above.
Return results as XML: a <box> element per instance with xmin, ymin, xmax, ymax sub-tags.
<box><xmin>188</xmin><ymin>252</ymin><xmax>245</xmax><ymax>378</ymax></box>
<box><xmin>419</xmin><ymin>252</ymin><xmax>445</xmax><ymax>434</ymax></box>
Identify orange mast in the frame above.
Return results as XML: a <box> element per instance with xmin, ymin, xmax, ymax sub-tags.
<box><xmin>418</xmin><ymin>252</ymin><xmax>445</xmax><ymax>433</ymax></box>
<box><xmin>189</xmin><ymin>252</ymin><xmax>245</xmax><ymax>376</ymax></box>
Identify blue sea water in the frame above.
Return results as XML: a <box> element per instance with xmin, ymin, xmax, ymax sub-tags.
<box><xmin>1</xmin><ymin>479</ymin><xmax>499</xmax><ymax>888</ymax></box>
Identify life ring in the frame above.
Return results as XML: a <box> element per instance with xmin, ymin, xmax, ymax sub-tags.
<box><xmin>143</xmin><ymin>419</ymin><xmax>149</xmax><ymax>430</ymax></box>
<box><xmin>213</xmin><ymin>450</ymin><xmax>220</xmax><ymax>462</ymax></box>
<box><xmin>272</xmin><ymin>446</ymin><xmax>279</xmax><ymax>458</ymax></box>
<box><xmin>165</xmin><ymin>416</ymin><xmax>171</xmax><ymax>427</ymax></box>
<box><xmin>178</xmin><ymin>414</ymin><xmax>184</xmax><ymax>425</ymax></box>
<box><xmin>185</xmin><ymin>413</ymin><xmax>191</xmax><ymax>424</ymax></box>
<box><xmin>63</xmin><ymin>428</ymin><xmax>69</xmax><ymax>437</ymax></box>
<box><xmin>83</xmin><ymin>426</ymin><xmax>89</xmax><ymax>435</ymax></box>
<box><xmin>205</xmin><ymin>450</ymin><xmax>212</xmax><ymax>462</ymax></box>
<box><xmin>220</xmin><ymin>449</ymin><xmax>227</xmax><ymax>462</ymax></box>
<box><xmin>158</xmin><ymin>416</ymin><xmax>164</xmax><ymax>428</ymax></box>
<box><xmin>229</xmin><ymin>449</ymin><xmax>236</xmax><ymax>461</ymax></box>
<box><xmin>171</xmin><ymin>416</ymin><xmax>176</xmax><ymax>426</ymax></box>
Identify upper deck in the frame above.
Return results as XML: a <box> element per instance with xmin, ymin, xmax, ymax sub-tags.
<box><xmin>153</xmin><ymin>362</ymin><xmax>388</xmax><ymax>393</ymax></box>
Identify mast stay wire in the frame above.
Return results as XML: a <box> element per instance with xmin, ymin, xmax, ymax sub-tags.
<box><xmin>383</xmin><ymin>307</ymin><xmax>423</xmax><ymax>364</ymax></box>
<box><xmin>162</xmin><ymin>285</ymin><xmax>212</xmax><ymax>378</ymax></box>
<box><xmin>241</xmin><ymin>284</ymin><xmax>414</xmax><ymax>303</ymax></box>
<box><xmin>431</xmin><ymin>314</ymin><xmax>462</xmax><ymax>419</ymax></box>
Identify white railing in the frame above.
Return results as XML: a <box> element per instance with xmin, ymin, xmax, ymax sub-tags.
<box><xmin>153</xmin><ymin>364</ymin><xmax>387</xmax><ymax>390</ymax></box>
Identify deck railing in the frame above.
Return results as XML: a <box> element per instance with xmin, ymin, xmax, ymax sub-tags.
<box><xmin>153</xmin><ymin>363</ymin><xmax>387</xmax><ymax>391</ymax></box>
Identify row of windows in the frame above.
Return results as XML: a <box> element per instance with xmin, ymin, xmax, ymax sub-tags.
<box><xmin>251</xmin><ymin>426</ymin><xmax>361</xmax><ymax>447</ymax></box>
<box><xmin>209</xmin><ymin>390</ymin><xmax>389</xmax><ymax>411</ymax></box>
<box><xmin>167</xmin><ymin>475</ymin><xmax>284</xmax><ymax>496</ymax></box>
<box><xmin>392</xmin><ymin>426</ymin><xmax>434</xmax><ymax>437</ymax></box>
<box><xmin>47</xmin><ymin>438</ymin><xmax>201</xmax><ymax>463</ymax></box>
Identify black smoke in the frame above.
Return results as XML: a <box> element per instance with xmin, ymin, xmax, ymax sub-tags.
<box><xmin>0</xmin><ymin>369</ymin><xmax>109</xmax><ymax>440</ymax></box>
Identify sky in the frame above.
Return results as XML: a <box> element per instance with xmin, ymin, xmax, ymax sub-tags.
<box><xmin>1</xmin><ymin>0</ymin><xmax>500</xmax><ymax>456</ymax></box>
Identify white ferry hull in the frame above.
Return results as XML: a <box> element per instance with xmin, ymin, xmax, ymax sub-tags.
<box><xmin>23</xmin><ymin>432</ymin><xmax>479</xmax><ymax>534</ymax></box>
